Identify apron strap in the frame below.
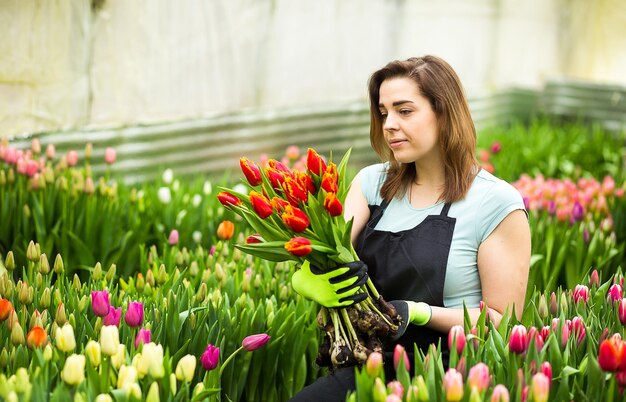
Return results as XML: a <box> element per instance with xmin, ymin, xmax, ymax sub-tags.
<box><xmin>440</xmin><ymin>202</ymin><xmax>452</xmax><ymax>216</ymax></box>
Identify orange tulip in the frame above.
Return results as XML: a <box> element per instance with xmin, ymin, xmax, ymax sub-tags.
<box><xmin>321</xmin><ymin>163</ymin><xmax>338</xmax><ymax>193</ymax></box>
<box><xmin>26</xmin><ymin>326</ymin><xmax>48</xmax><ymax>348</ymax></box>
<box><xmin>598</xmin><ymin>333</ymin><xmax>626</xmax><ymax>372</ymax></box>
<box><xmin>217</xmin><ymin>220</ymin><xmax>235</xmax><ymax>240</ymax></box>
<box><xmin>323</xmin><ymin>192</ymin><xmax>343</xmax><ymax>216</ymax></box>
<box><xmin>266</xmin><ymin>167</ymin><xmax>287</xmax><ymax>190</ymax></box>
<box><xmin>281</xmin><ymin>205</ymin><xmax>309</xmax><ymax>233</ymax></box>
<box><xmin>268</xmin><ymin>159</ymin><xmax>291</xmax><ymax>174</ymax></box>
<box><xmin>239</xmin><ymin>157</ymin><xmax>262</xmax><ymax>186</ymax></box>
<box><xmin>271</xmin><ymin>197</ymin><xmax>290</xmax><ymax>212</ymax></box>
<box><xmin>0</xmin><ymin>298</ymin><xmax>13</xmax><ymax>321</ymax></box>
<box><xmin>295</xmin><ymin>170</ymin><xmax>316</xmax><ymax>194</ymax></box>
<box><xmin>282</xmin><ymin>176</ymin><xmax>308</xmax><ymax>205</ymax></box>
<box><xmin>249</xmin><ymin>191</ymin><xmax>273</xmax><ymax>219</ymax></box>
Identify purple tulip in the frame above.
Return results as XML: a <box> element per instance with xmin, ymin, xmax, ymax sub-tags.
<box><xmin>242</xmin><ymin>333</ymin><xmax>270</xmax><ymax>351</ymax></box>
<box><xmin>168</xmin><ymin>229</ymin><xmax>179</xmax><ymax>246</ymax></box>
<box><xmin>135</xmin><ymin>328</ymin><xmax>151</xmax><ymax>348</ymax></box>
<box><xmin>209</xmin><ymin>245</ymin><xmax>216</xmax><ymax>256</ymax></box>
<box><xmin>125</xmin><ymin>301</ymin><xmax>144</xmax><ymax>328</ymax></box>
<box><xmin>571</xmin><ymin>201</ymin><xmax>584</xmax><ymax>222</ymax></box>
<box><xmin>547</xmin><ymin>201</ymin><xmax>557</xmax><ymax>216</ymax></box>
<box><xmin>200</xmin><ymin>344</ymin><xmax>220</xmax><ymax>371</ymax></box>
<box><xmin>91</xmin><ymin>290</ymin><xmax>111</xmax><ymax>317</ymax></box>
<box><xmin>103</xmin><ymin>306</ymin><xmax>122</xmax><ymax>327</ymax></box>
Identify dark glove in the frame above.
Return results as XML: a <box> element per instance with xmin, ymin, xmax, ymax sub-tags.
<box><xmin>390</xmin><ymin>300</ymin><xmax>432</xmax><ymax>341</ymax></box>
<box><xmin>291</xmin><ymin>260</ymin><xmax>368</xmax><ymax>307</ymax></box>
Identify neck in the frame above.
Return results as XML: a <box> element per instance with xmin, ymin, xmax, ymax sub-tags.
<box><xmin>413</xmin><ymin>159</ymin><xmax>445</xmax><ymax>189</ymax></box>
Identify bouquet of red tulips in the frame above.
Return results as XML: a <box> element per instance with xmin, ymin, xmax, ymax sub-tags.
<box><xmin>217</xmin><ymin>148</ymin><xmax>402</xmax><ymax>368</ymax></box>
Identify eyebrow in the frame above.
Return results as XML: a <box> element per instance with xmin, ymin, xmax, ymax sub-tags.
<box><xmin>378</xmin><ymin>100</ymin><xmax>415</xmax><ymax>108</ymax></box>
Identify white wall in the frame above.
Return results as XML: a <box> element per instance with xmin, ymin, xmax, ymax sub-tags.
<box><xmin>1</xmin><ymin>0</ymin><xmax>625</xmax><ymax>138</ymax></box>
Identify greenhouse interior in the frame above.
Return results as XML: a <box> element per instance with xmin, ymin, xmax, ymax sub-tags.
<box><xmin>2</xmin><ymin>1</ymin><xmax>626</xmax><ymax>401</ymax></box>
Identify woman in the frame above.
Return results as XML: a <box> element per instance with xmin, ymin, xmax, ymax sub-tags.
<box><xmin>290</xmin><ymin>55</ymin><xmax>531</xmax><ymax>401</ymax></box>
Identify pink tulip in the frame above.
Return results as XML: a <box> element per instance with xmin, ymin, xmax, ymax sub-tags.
<box><xmin>490</xmin><ymin>142</ymin><xmax>501</xmax><ymax>154</ymax></box>
<box><xmin>386</xmin><ymin>380</ymin><xmax>404</xmax><ymax>397</ymax></box>
<box><xmin>125</xmin><ymin>301</ymin><xmax>144</xmax><ymax>327</ymax></box>
<box><xmin>45</xmin><ymin>144</ymin><xmax>56</xmax><ymax>160</ymax></box>
<box><xmin>590</xmin><ymin>269</ymin><xmax>600</xmax><ymax>288</ymax></box>
<box><xmin>448</xmin><ymin>325</ymin><xmax>466</xmax><ymax>355</ymax></box>
<box><xmin>201</xmin><ymin>344</ymin><xmax>220</xmax><ymax>371</ymax></box>
<box><xmin>66</xmin><ymin>150</ymin><xmax>78</xmax><ymax>167</ymax></box>
<box><xmin>509</xmin><ymin>325</ymin><xmax>528</xmax><ymax>354</ymax></box>
<box><xmin>168</xmin><ymin>229</ymin><xmax>179</xmax><ymax>246</ymax></box>
<box><xmin>103</xmin><ymin>306</ymin><xmax>122</xmax><ymax>326</ymax></box>
<box><xmin>366</xmin><ymin>351</ymin><xmax>383</xmax><ymax>377</ymax></box>
<box><xmin>608</xmin><ymin>284</ymin><xmax>623</xmax><ymax>303</ymax></box>
<box><xmin>385</xmin><ymin>395</ymin><xmax>402</xmax><ymax>402</ymax></box>
<box><xmin>393</xmin><ymin>344</ymin><xmax>410</xmax><ymax>372</ymax></box>
<box><xmin>490</xmin><ymin>384</ymin><xmax>510</xmax><ymax>402</ymax></box>
<box><xmin>540</xmin><ymin>326</ymin><xmax>551</xmax><ymax>344</ymax></box>
<box><xmin>25</xmin><ymin>160</ymin><xmax>39</xmax><ymax>177</ymax></box>
<box><xmin>242</xmin><ymin>333</ymin><xmax>270</xmax><ymax>351</ymax></box>
<box><xmin>104</xmin><ymin>147</ymin><xmax>116</xmax><ymax>164</ymax></box>
<box><xmin>549</xmin><ymin>292</ymin><xmax>558</xmax><ymax>315</ymax></box>
<box><xmin>527</xmin><ymin>326</ymin><xmax>544</xmax><ymax>352</ymax></box>
<box><xmin>530</xmin><ymin>373</ymin><xmax>550</xmax><ymax>402</ymax></box>
<box><xmin>31</xmin><ymin>138</ymin><xmax>41</xmax><ymax>154</ymax></box>
<box><xmin>443</xmin><ymin>368</ymin><xmax>464</xmax><ymax>402</ymax></box>
<box><xmin>572</xmin><ymin>284</ymin><xmax>589</xmax><ymax>304</ymax></box>
<box><xmin>134</xmin><ymin>328</ymin><xmax>151</xmax><ymax>348</ymax></box>
<box><xmin>467</xmin><ymin>362</ymin><xmax>490</xmax><ymax>392</ymax></box>
<box><xmin>91</xmin><ymin>290</ymin><xmax>111</xmax><ymax>317</ymax></box>
<box><xmin>571</xmin><ymin>316</ymin><xmax>586</xmax><ymax>346</ymax></box>
<box><xmin>619</xmin><ymin>298</ymin><xmax>626</xmax><ymax>325</ymax></box>
<box><xmin>540</xmin><ymin>361</ymin><xmax>552</xmax><ymax>382</ymax></box>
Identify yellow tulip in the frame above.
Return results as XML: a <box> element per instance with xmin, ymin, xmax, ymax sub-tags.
<box><xmin>55</xmin><ymin>324</ymin><xmax>76</xmax><ymax>352</ymax></box>
<box><xmin>175</xmin><ymin>354</ymin><xmax>196</xmax><ymax>382</ymax></box>
<box><xmin>61</xmin><ymin>354</ymin><xmax>85</xmax><ymax>385</ymax></box>
<box><xmin>85</xmin><ymin>340</ymin><xmax>101</xmax><ymax>367</ymax></box>
<box><xmin>100</xmin><ymin>325</ymin><xmax>120</xmax><ymax>356</ymax></box>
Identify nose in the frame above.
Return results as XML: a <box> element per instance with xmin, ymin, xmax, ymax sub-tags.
<box><xmin>383</xmin><ymin>113</ymin><xmax>398</xmax><ymax>131</ymax></box>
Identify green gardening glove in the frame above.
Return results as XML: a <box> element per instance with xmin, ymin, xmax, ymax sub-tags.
<box><xmin>291</xmin><ymin>260</ymin><xmax>369</xmax><ymax>307</ymax></box>
<box><xmin>389</xmin><ymin>300</ymin><xmax>432</xmax><ymax>341</ymax></box>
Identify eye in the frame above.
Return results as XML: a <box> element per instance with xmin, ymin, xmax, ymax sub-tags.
<box><xmin>399</xmin><ymin>109</ymin><xmax>412</xmax><ymax>116</ymax></box>
<box><xmin>380</xmin><ymin>111</ymin><xmax>388</xmax><ymax>120</ymax></box>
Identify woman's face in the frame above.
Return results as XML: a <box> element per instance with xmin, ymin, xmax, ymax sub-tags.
<box><xmin>378</xmin><ymin>77</ymin><xmax>440</xmax><ymax>165</ymax></box>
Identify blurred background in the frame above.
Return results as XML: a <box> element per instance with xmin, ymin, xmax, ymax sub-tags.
<box><xmin>2</xmin><ymin>0</ymin><xmax>626</xmax><ymax>183</ymax></box>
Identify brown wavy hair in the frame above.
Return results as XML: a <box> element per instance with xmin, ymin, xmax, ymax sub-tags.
<box><xmin>368</xmin><ymin>55</ymin><xmax>479</xmax><ymax>203</ymax></box>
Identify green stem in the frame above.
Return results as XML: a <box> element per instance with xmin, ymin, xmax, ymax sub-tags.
<box><xmin>365</xmin><ymin>278</ymin><xmax>380</xmax><ymax>300</ymax></box>
<box><xmin>218</xmin><ymin>346</ymin><xmax>244</xmax><ymax>379</ymax></box>
<box><xmin>340</xmin><ymin>308</ymin><xmax>358</xmax><ymax>344</ymax></box>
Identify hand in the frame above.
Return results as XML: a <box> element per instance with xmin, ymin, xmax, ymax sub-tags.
<box><xmin>389</xmin><ymin>300</ymin><xmax>432</xmax><ymax>341</ymax></box>
<box><xmin>291</xmin><ymin>260</ymin><xmax>369</xmax><ymax>307</ymax></box>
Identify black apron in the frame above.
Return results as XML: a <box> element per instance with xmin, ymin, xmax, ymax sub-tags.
<box><xmin>355</xmin><ymin>198</ymin><xmax>456</xmax><ymax>357</ymax></box>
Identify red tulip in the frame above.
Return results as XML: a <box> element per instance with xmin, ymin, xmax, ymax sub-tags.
<box><xmin>509</xmin><ymin>325</ymin><xmax>528</xmax><ymax>354</ymax></box>
<box><xmin>295</xmin><ymin>170</ymin><xmax>316</xmax><ymax>194</ymax></box>
<box><xmin>268</xmin><ymin>159</ymin><xmax>290</xmax><ymax>174</ymax></box>
<box><xmin>323</xmin><ymin>192</ymin><xmax>343</xmax><ymax>216</ymax></box>
<box><xmin>284</xmin><ymin>237</ymin><xmax>312</xmax><ymax>257</ymax></box>
<box><xmin>271</xmin><ymin>196</ymin><xmax>290</xmax><ymax>212</ymax></box>
<box><xmin>245</xmin><ymin>234</ymin><xmax>263</xmax><ymax>244</ymax></box>
<box><xmin>448</xmin><ymin>325</ymin><xmax>466</xmax><ymax>355</ymax></box>
<box><xmin>321</xmin><ymin>163</ymin><xmax>339</xmax><ymax>193</ymax></box>
<box><xmin>242</xmin><ymin>333</ymin><xmax>271</xmax><ymax>351</ymax></box>
<box><xmin>217</xmin><ymin>191</ymin><xmax>242</xmax><ymax>207</ymax></box>
<box><xmin>572</xmin><ymin>284</ymin><xmax>589</xmax><ymax>304</ymax></box>
<box><xmin>539</xmin><ymin>326</ymin><xmax>550</xmax><ymax>344</ymax></box>
<box><xmin>306</xmin><ymin>148</ymin><xmax>327</xmax><ymax>176</ymax></box>
<box><xmin>240</xmin><ymin>157</ymin><xmax>262</xmax><ymax>186</ymax></box>
<box><xmin>540</xmin><ymin>361</ymin><xmax>552</xmax><ymax>382</ymax></box>
<box><xmin>266</xmin><ymin>167</ymin><xmax>287</xmax><ymax>190</ymax></box>
<box><xmin>281</xmin><ymin>205</ymin><xmax>309</xmax><ymax>233</ymax></box>
<box><xmin>598</xmin><ymin>334</ymin><xmax>626</xmax><ymax>372</ymax></box>
<box><xmin>249</xmin><ymin>191</ymin><xmax>273</xmax><ymax>218</ymax></box>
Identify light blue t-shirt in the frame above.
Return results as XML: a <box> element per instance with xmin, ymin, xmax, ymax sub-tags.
<box><xmin>358</xmin><ymin>163</ymin><xmax>526</xmax><ymax>308</ymax></box>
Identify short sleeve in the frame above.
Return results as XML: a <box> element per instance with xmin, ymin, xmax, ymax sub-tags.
<box><xmin>356</xmin><ymin>163</ymin><xmax>387</xmax><ymax>206</ymax></box>
<box><xmin>476</xmin><ymin>179</ymin><xmax>526</xmax><ymax>243</ymax></box>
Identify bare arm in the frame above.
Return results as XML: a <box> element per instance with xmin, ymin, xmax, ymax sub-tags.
<box><xmin>427</xmin><ymin>209</ymin><xmax>531</xmax><ymax>332</ymax></box>
<box><xmin>344</xmin><ymin>173</ymin><xmax>371</xmax><ymax>245</ymax></box>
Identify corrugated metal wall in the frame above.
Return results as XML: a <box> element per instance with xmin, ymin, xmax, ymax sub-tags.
<box><xmin>7</xmin><ymin>80</ymin><xmax>625</xmax><ymax>184</ymax></box>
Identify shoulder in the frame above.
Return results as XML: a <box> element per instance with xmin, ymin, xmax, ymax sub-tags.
<box><xmin>355</xmin><ymin>163</ymin><xmax>388</xmax><ymax>205</ymax></box>
<box><xmin>470</xmin><ymin>169</ymin><xmax>524</xmax><ymax>206</ymax></box>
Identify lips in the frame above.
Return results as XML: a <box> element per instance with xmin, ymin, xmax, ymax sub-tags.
<box><xmin>388</xmin><ymin>139</ymin><xmax>408</xmax><ymax>148</ymax></box>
